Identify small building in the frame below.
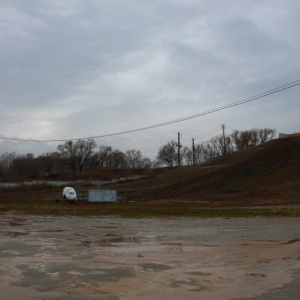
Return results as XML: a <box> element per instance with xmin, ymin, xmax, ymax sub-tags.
<box><xmin>279</xmin><ymin>132</ymin><xmax>300</xmax><ymax>138</ymax></box>
<box><xmin>76</xmin><ymin>190</ymin><xmax>118</xmax><ymax>203</ymax></box>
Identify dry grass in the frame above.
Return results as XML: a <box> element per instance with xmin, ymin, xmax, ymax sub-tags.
<box><xmin>1</xmin><ymin>137</ymin><xmax>300</xmax><ymax>217</ymax></box>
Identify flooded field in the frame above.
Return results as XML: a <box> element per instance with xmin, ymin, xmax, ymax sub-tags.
<box><xmin>0</xmin><ymin>214</ymin><xmax>299</xmax><ymax>299</ymax></box>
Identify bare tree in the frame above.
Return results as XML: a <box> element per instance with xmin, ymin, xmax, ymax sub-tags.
<box><xmin>202</xmin><ymin>141</ymin><xmax>218</xmax><ymax>161</ymax></box>
<box><xmin>57</xmin><ymin>139</ymin><xmax>96</xmax><ymax>173</ymax></box>
<box><xmin>193</xmin><ymin>144</ymin><xmax>204</xmax><ymax>164</ymax></box>
<box><xmin>210</xmin><ymin>135</ymin><xmax>224</xmax><ymax>157</ymax></box>
<box><xmin>182</xmin><ymin>146</ymin><xmax>193</xmax><ymax>165</ymax></box>
<box><xmin>0</xmin><ymin>152</ymin><xmax>17</xmax><ymax>178</ymax></box>
<box><xmin>9</xmin><ymin>153</ymin><xmax>40</xmax><ymax>178</ymax></box>
<box><xmin>231</xmin><ymin>128</ymin><xmax>276</xmax><ymax>150</ymax></box>
<box><xmin>140</xmin><ymin>157</ymin><xmax>152</xmax><ymax>168</ymax></box>
<box><xmin>231</xmin><ymin>130</ymin><xmax>252</xmax><ymax>150</ymax></box>
<box><xmin>76</xmin><ymin>139</ymin><xmax>97</xmax><ymax>173</ymax></box>
<box><xmin>182</xmin><ymin>143</ymin><xmax>208</xmax><ymax>165</ymax></box>
<box><xmin>152</xmin><ymin>159</ymin><xmax>163</xmax><ymax>168</ymax></box>
<box><xmin>126</xmin><ymin>149</ymin><xmax>143</xmax><ymax>169</ymax></box>
<box><xmin>250</xmin><ymin>128</ymin><xmax>259</xmax><ymax>146</ymax></box>
<box><xmin>37</xmin><ymin>152</ymin><xmax>59</xmax><ymax>175</ymax></box>
<box><xmin>89</xmin><ymin>146</ymin><xmax>112</xmax><ymax>170</ymax></box>
<box><xmin>57</xmin><ymin>140</ymin><xmax>78</xmax><ymax>173</ymax></box>
<box><xmin>111</xmin><ymin>150</ymin><xmax>127</xmax><ymax>168</ymax></box>
<box><xmin>259</xmin><ymin>128</ymin><xmax>276</xmax><ymax>143</ymax></box>
<box><xmin>156</xmin><ymin>140</ymin><xmax>178</xmax><ymax>167</ymax></box>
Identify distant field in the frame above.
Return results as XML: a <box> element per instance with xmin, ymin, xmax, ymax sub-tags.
<box><xmin>1</xmin><ymin>184</ymin><xmax>300</xmax><ymax>218</ymax></box>
<box><xmin>1</xmin><ymin>137</ymin><xmax>300</xmax><ymax>217</ymax></box>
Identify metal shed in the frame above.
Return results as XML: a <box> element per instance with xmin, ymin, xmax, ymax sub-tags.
<box><xmin>76</xmin><ymin>190</ymin><xmax>118</xmax><ymax>203</ymax></box>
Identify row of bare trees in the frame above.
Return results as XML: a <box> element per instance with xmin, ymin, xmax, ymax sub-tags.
<box><xmin>0</xmin><ymin>128</ymin><xmax>276</xmax><ymax>179</ymax></box>
<box><xmin>57</xmin><ymin>139</ymin><xmax>153</xmax><ymax>173</ymax></box>
<box><xmin>0</xmin><ymin>140</ymin><xmax>153</xmax><ymax>179</ymax></box>
<box><xmin>156</xmin><ymin>128</ymin><xmax>276</xmax><ymax>166</ymax></box>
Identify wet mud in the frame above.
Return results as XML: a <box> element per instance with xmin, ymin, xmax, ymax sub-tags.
<box><xmin>0</xmin><ymin>214</ymin><xmax>300</xmax><ymax>299</ymax></box>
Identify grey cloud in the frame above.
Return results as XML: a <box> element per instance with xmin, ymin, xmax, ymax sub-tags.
<box><xmin>1</xmin><ymin>0</ymin><xmax>300</xmax><ymax>156</ymax></box>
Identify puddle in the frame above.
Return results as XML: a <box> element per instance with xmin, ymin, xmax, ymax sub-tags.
<box><xmin>5</xmin><ymin>231</ymin><xmax>30</xmax><ymax>237</ymax></box>
<box><xmin>80</xmin><ymin>234</ymin><xmax>140</xmax><ymax>247</ymax></box>
<box><xmin>138</xmin><ymin>263</ymin><xmax>171</xmax><ymax>272</ymax></box>
<box><xmin>97</xmin><ymin>235</ymin><xmax>140</xmax><ymax>246</ymax></box>
<box><xmin>9</xmin><ymin>218</ymin><xmax>28</xmax><ymax>226</ymax></box>
<box><xmin>0</xmin><ymin>214</ymin><xmax>300</xmax><ymax>299</ymax></box>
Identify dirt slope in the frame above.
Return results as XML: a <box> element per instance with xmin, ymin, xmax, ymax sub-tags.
<box><xmin>112</xmin><ymin>137</ymin><xmax>300</xmax><ymax>205</ymax></box>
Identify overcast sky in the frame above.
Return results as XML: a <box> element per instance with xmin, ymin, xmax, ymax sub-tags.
<box><xmin>1</xmin><ymin>0</ymin><xmax>300</xmax><ymax>159</ymax></box>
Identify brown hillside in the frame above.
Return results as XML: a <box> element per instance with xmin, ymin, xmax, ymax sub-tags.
<box><xmin>110</xmin><ymin>137</ymin><xmax>300</xmax><ymax>206</ymax></box>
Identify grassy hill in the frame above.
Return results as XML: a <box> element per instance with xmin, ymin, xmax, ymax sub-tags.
<box><xmin>1</xmin><ymin>136</ymin><xmax>300</xmax><ymax>213</ymax></box>
<box><xmin>1</xmin><ymin>137</ymin><xmax>300</xmax><ymax>217</ymax></box>
<box><xmin>107</xmin><ymin>136</ymin><xmax>300</xmax><ymax>206</ymax></box>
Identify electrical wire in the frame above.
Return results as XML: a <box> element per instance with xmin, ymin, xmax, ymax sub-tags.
<box><xmin>1</xmin><ymin>80</ymin><xmax>299</xmax><ymax>143</ymax></box>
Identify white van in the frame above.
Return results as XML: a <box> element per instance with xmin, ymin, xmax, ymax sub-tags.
<box><xmin>63</xmin><ymin>187</ymin><xmax>77</xmax><ymax>202</ymax></box>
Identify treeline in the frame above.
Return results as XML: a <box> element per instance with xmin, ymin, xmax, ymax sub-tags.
<box><xmin>0</xmin><ymin>128</ymin><xmax>275</xmax><ymax>179</ymax></box>
<box><xmin>161</xmin><ymin>127</ymin><xmax>276</xmax><ymax>167</ymax></box>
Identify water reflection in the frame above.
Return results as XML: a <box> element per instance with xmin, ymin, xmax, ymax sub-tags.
<box><xmin>97</xmin><ymin>235</ymin><xmax>140</xmax><ymax>246</ymax></box>
<box><xmin>0</xmin><ymin>180</ymin><xmax>111</xmax><ymax>187</ymax></box>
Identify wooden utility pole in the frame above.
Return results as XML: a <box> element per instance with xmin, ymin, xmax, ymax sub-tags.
<box><xmin>177</xmin><ymin>132</ymin><xmax>182</xmax><ymax>166</ymax></box>
<box><xmin>192</xmin><ymin>138</ymin><xmax>195</xmax><ymax>165</ymax></box>
<box><xmin>109</xmin><ymin>146</ymin><xmax>112</xmax><ymax>168</ymax></box>
<box><xmin>221</xmin><ymin>124</ymin><xmax>226</xmax><ymax>155</ymax></box>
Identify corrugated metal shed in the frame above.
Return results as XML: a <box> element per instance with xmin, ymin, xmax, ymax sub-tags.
<box><xmin>77</xmin><ymin>190</ymin><xmax>118</xmax><ymax>203</ymax></box>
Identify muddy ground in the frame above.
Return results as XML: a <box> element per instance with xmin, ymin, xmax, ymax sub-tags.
<box><xmin>0</xmin><ymin>214</ymin><xmax>300</xmax><ymax>300</ymax></box>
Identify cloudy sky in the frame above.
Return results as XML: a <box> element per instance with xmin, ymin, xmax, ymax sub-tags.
<box><xmin>1</xmin><ymin>0</ymin><xmax>300</xmax><ymax>159</ymax></box>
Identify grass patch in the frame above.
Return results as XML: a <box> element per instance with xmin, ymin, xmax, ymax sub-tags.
<box><xmin>1</xmin><ymin>184</ymin><xmax>300</xmax><ymax>218</ymax></box>
<box><xmin>0</xmin><ymin>183</ymin><xmax>61</xmax><ymax>193</ymax></box>
<box><xmin>1</xmin><ymin>199</ymin><xmax>300</xmax><ymax>218</ymax></box>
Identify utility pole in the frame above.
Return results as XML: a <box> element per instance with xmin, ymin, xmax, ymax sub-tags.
<box><xmin>192</xmin><ymin>138</ymin><xmax>195</xmax><ymax>166</ymax></box>
<box><xmin>109</xmin><ymin>146</ymin><xmax>112</xmax><ymax>168</ymax></box>
<box><xmin>221</xmin><ymin>124</ymin><xmax>226</xmax><ymax>155</ymax></box>
<box><xmin>177</xmin><ymin>132</ymin><xmax>182</xmax><ymax>166</ymax></box>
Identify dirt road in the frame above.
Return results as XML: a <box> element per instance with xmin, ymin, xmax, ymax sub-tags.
<box><xmin>0</xmin><ymin>214</ymin><xmax>299</xmax><ymax>299</ymax></box>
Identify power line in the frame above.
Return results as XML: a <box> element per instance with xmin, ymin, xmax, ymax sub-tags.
<box><xmin>1</xmin><ymin>80</ymin><xmax>299</xmax><ymax>143</ymax></box>
<box><xmin>181</xmin><ymin>126</ymin><xmax>221</xmax><ymax>140</ymax></box>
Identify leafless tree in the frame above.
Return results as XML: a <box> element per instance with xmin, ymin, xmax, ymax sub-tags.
<box><xmin>76</xmin><ymin>139</ymin><xmax>97</xmax><ymax>173</ymax></box>
<box><xmin>156</xmin><ymin>140</ymin><xmax>177</xmax><ymax>167</ymax></box>
<box><xmin>182</xmin><ymin>146</ymin><xmax>193</xmax><ymax>165</ymax></box>
<box><xmin>259</xmin><ymin>128</ymin><xmax>276</xmax><ymax>143</ymax></box>
<box><xmin>37</xmin><ymin>152</ymin><xmax>59</xmax><ymax>175</ymax></box>
<box><xmin>231</xmin><ymin>128</ymin><xmax>276</xmax><ymax>150</ymax></box>
<box><xmin>89</xmin><ymin>146</ymin><xmax>112</xmax><ymax>170</ymax></box>
<box><xmin>210</xmin><ymin>135</ymin><xmax>224</xmax><ymax>157</ymax></box>
<box><xmin>0</xmin><ymin>126</ymin><xmax>277</xmax><ymax>180</ymax></box>
<box><xmin>57</xmin><ymin>140</ymin><xmax>78</xmax><ymax>173</ymax></box>
<box><xmin>9</xmin><ymin>153</ymin><xmax>40</xmax><ymax>178</ymax></box>
<box><xmin>57</xmin><ymin>139</ymin><xmax>96</xmax><ymax>173</ymax></box>
<box><xmin>193</xmin><ymin>143</ymin><xmax>205</xmax><ymax>164</ymax></box>
<box><xmin>231</xmin><ymin>130</ymin><xmax>252</xmax><ymax>150</ymax></box>
<box><xmin>111</xmin><ymin>150</ymin><xmax>127</xmax><ymax>168</ymax></box>
<box><xmin>140</xmin><ymin>157</ymin><xmax>152</xmax><ymax>168</ymax></box>
<box><xmin>202</xmin><ymin>141</ymin><xmax>218</xmax><ymax>161</ymax></box>
<box><xmin>0</xmin><ymin>152</ymin><xmax>17</xmax><ymax>178</ymax></box>
<box><xmin>126</xmin><ymin>149</ymin><xmax>143</xmax><ymax>169</ymax></box>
